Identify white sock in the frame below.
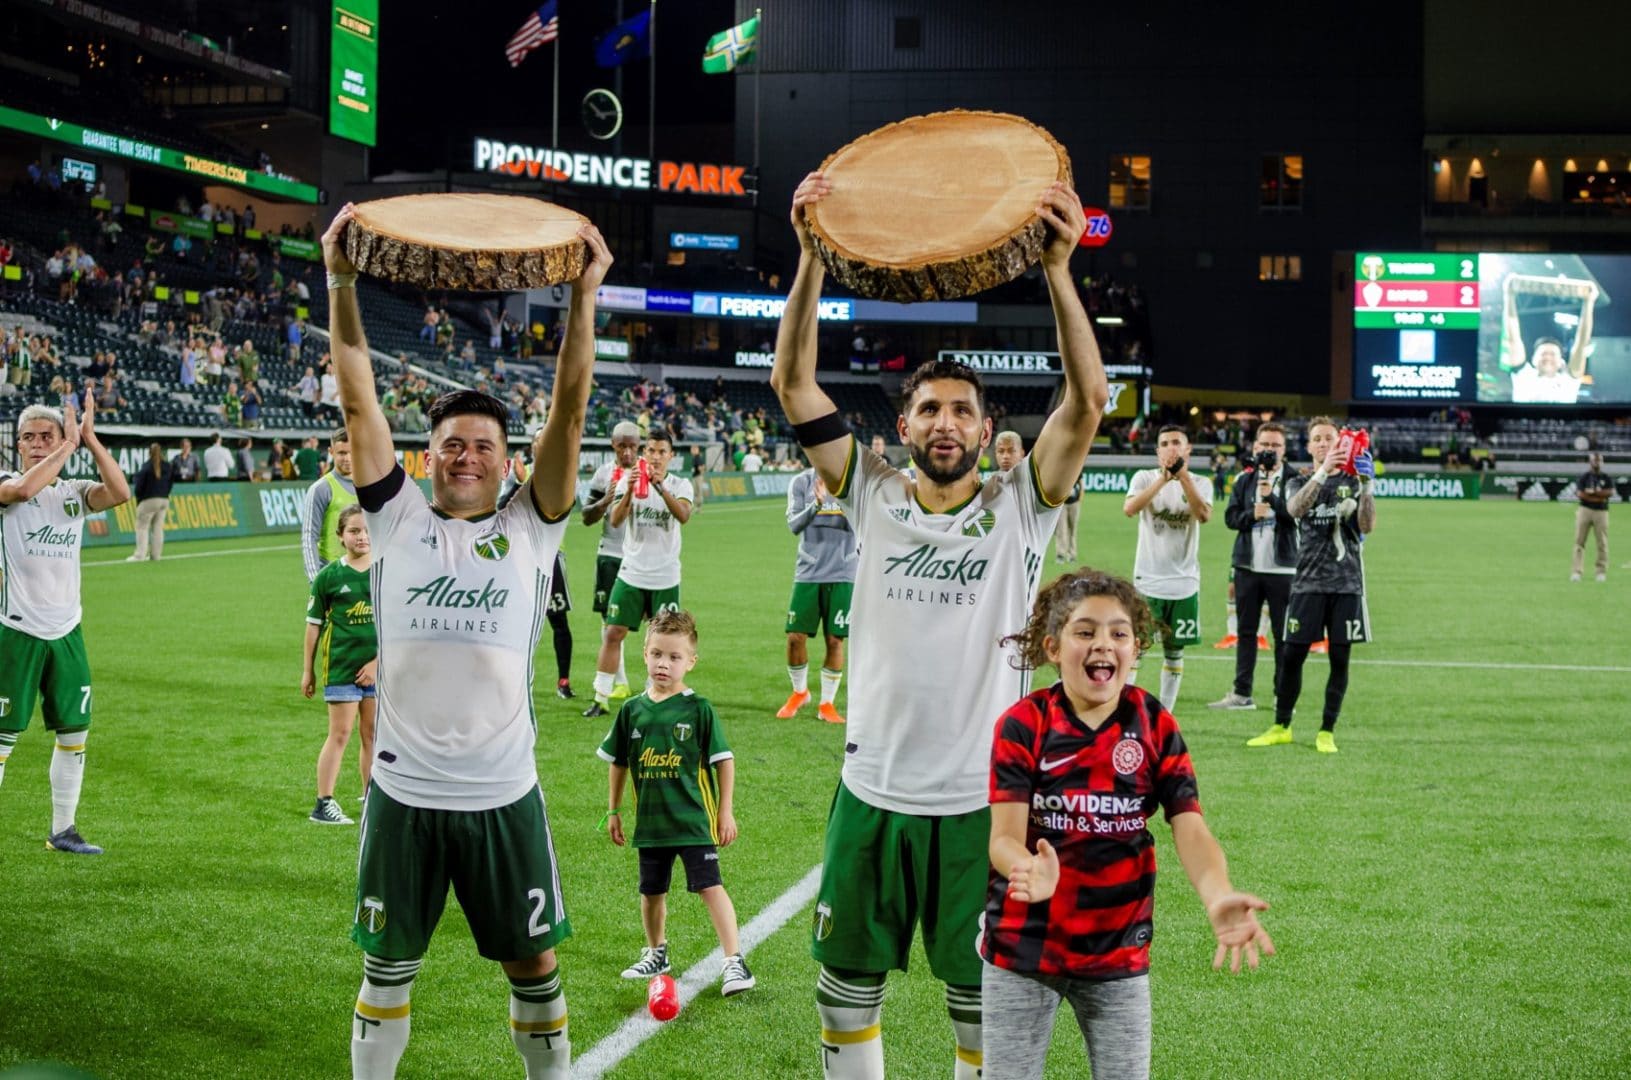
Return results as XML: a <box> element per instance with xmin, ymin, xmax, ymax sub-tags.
<box><xmin>615</xmin><ymin>639</ymin><xmax>627</xmax><ymax>685</ymax></box>
<box><xmin>946</xmin><ymin>984</ymin><xmax>982</xmax><ymax>1080</ymax></box>
<box><xmin>0</xmin><ymin>731</ymin><xmax>16</xmax><ymax>789</ymax></box>
<box><xmin>593</xmin><ymin>670</ymin><xmax>615</xmax><ymax>702</ymax></box>
<box><xmin>818</xmin><ymin>968</ymin><xmax>885</xmax><ymax>1080</ymax></box>
<box><xmin>788</xmin><ymin>664</ymin><xmax>809</xmax><ymax>694</ymax></box>
<box><xmin>1226</xmin><ymin>599</ymin><xmax>1238</xmax><ymax>636</ymax></box>
<box><xmin>352</xmin><ymin>956</ymin><xmax>420</xmax><ymax>1079</ymax></box>
<box><xmin>820</xmin><ymin>668</ymin><xmax>843</xmax><ymax>706</ymax></box>
<box><xmin>51</xmin><ymin>731</ymin><xmax>88</xmax><ymax>834</ymax></box>
<box><xmin>1159</xmin><ymin>652</ymin><xmax>1184</xmax><ymax>712</ymax></box>
<box><xmin>509</xmin><ymin>969</ymin><xmax>570</xmax><ymax>1079</ymax></box>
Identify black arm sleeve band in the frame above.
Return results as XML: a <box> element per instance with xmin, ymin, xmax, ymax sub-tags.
<box><xmin>793</xmin><ymin>411</ymin><xmax>852</xmax><ymax>448</ymax></box>
<box><xmin>356</xmin><ymin>464</ymin><xmax>406</xmax><ymax>512</ymax></box>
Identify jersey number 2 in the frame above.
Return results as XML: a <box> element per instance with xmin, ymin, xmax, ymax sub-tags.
<box><xmin>526</xmin><ymin>888</ymin><xmax>551</xmax><ymax>937</ymax></box>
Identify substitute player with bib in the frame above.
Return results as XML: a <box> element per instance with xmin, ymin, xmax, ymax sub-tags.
<box><xmin>323</xmin><ymin>204</ymin><xmax>611</xmax><ymax>1080</ymax></box>
<box><xmin>772</xmin><ymin>173</ymin><xmax>1108</xmax><ymax>1080</ymax></box>
<box><xmin>1122</xmin><ymin>425</ymin><xmax>1212</xmax><ymax>713</ymax></box>
<box><xmin>0</xmin><ymin>397</ymin><xmax>129</xmax><ymax>855</ymax></box>
<box><xmin>777</xmin><ymin>459</ymin><xmax>857</xmax><ymax>723</ymax></box>
<box><xmin>586</xmin><ymin>430</ymin><xmax>693</xmax><ymax>719</ymax></box>
<box><xmin>581</xmin><ymin>423</ymin><xmax>642</xmax><ymax>701</ymax></box>
<box><xmin>1248</xmin><ymin>417</ymin><xmax>1375</xmax><ymax>754</ymax></box>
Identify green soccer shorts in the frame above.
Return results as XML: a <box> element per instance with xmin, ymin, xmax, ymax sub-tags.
<box><xmin>592</xmin><ymin>555</ymin><xmax>622</xmax><ymax>616</ymax></box>
<box><xmin>785</xmin><ymin>581</ymin><xmax>854</xmax><ymax>638</ymax></box>
<box><xmin>0</xmin><ymin>624</ymin><xmax>93</xmax><ymax>734</ymax></box>
<box><xmin>352</xmin><ymin>783</ymin><xmax>572</xmax><ymax>962</ymax></box>
<box><xmin>811</xmin><ymin>781</ymin><xmax>989</xmax><ymax>985</ymax></box>
<box><xmin>605</xmin><ymin>578</ymin><xmax>681</xmax><ymax>631</ymax></box>
<box><xmin>1143</xmin><ymin>593</ymin><xmax>1202</xmax><ymax>648</ymax></box>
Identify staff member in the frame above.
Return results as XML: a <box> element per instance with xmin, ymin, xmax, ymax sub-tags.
<box><xmin>1211</xmin><ymin>423</ymin><xmax>1296</xmax><ymax>711</ymax></box>
<box><xmin>1572</xmin><ymin>452</ymin><xmax>1613</xmax><ymax>582</ymax></box>
<box><xmin>127</xmin><ymin>443</ymin><xmax>175</xmax><ymax>562</ymax></box>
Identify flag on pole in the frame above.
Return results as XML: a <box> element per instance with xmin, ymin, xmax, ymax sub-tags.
<box><xmin>594</xmin><ymin>9</ymin><xmax>652</xmax><ymax>68</ymax></box>
<box><xmin>506</xmin><ymin>1</ymin><xmax>560</xmax><ymax>67</ymax></box>
<box><xmin>702</xmin><ymin>15</ymin><xmax>759</xmax><ymax>74</ymax></box>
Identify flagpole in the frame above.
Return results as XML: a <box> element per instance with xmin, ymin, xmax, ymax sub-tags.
<box><xmin>752</xmin><ymin>7</ymin><xmax>763</xmax><ymax>194</ymax></box>
<box><xmin>551</xmin><ymin>36</ymin><xmax>560</xmax><ymax>148</ymax></box>
<box><xmin>647</xmin><ymin>0</ymin><xmax>657</xmax><ymax>168</ymax></box>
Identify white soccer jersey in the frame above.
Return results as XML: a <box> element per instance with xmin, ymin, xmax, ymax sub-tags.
<box><xmin>1128</xmin><ymin>469</ymin><xmax>1212</xmax><ymax>600</ymax></box>
<box><xmin>835</xmin><ymin>440</ymin><xmax>1062</xmax><ymax>815</ymax></box>
<box><xmin>364</xmin><ymin>467</ymin><xmax>567</xmax><ymax>811</ymax></box>
<box><xmin>588</xmin><ymin>461</ymin><xmax>630</xmax><ymax>557</ymax></box>
<box><xmin>0</xmin><ymin>475</ymin><xmax>94</xmax><ymax>640</ymax></box>
<box><xmin>612</xmin><ymin>473</ymin><xmax>692</xmax><ymax>589</ymax></box>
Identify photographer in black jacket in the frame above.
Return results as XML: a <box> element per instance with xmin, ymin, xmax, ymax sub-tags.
<box><xmin>1210</xmin><ymin>423</ymin><xmax>1296</xmax><ymax>711</ymax></box>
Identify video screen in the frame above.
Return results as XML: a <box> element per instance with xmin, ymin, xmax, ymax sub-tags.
<box><xmin>1352</xmin><ymin>252</ymin><xmax>1631</xmax><ymax>404</ymax></box>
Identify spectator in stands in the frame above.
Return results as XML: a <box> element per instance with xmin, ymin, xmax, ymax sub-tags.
<box><xmin>294</xmin><ymin>436</ymin><xmax>322</xmax><ymax>481</ymax></box>
<box><xmin>435</xmin><ymin>309</ymin><xmax>455</xmax><ymax>353</ymax></box>
<box><xmin>180</xmin><ymin>340</ymin><xmax>199</xmax><ymax>388</ymax></box>
<box><xmin>492</xmin><ymin>356</ymin><xmax>507</xmax><ymax>383</ymax></box>
<box><xmin>460</xmin><ymin>339</ymin><xmax>478</xmax><ymax>367</ymax></box>
<box><xmin>267</xmin><ymin>439</ymin><xmax>290</xmax><ymax>479</ymax></box>
<box><xmin>204</xmin><ymin>433</ymin><xmax>233</xmax><ymax>481</ymax></box>
<box><xmin>1572</xmin><ymin>453</ymin><xmax>1613</xmax><ymax>582</ymax></box>
<box><xmin>236</xmin><ymin>438</ymin><xmax>256</xmax><ymax>481</ymax></box>
<box><xmin>176</xmin><ymin>195</ymin><xmax>192</xmax><ymax>216</ymax></box>
<box><xmin>742</xmin><ymin>446</ymin><xmax>765</xmax><ymax>473</ymax></box>
<box><xmin>242</xmin><ymin>381</ymin><xmax>263</xmax><ymax>428</ymax></box>
<box><xmin>171</xmin><ymin>233</ymin><xmax>193</xmax><ymax>262</ymax></box>
<box><xmin>243</xmin><ymin>204</ymin><xmax>255</xmax><ymax>229</ymax></box>
<box><xmin>223</xmin><ymin>380</ymin><xmax>243</xmax><ymax>427</ymax></box>
<box><xmin>199</xmin><ymin>199</ymin><xmax>216</xmax><ymax>223</ymax></box>
<box><xmin>205</xmin><ymin>337</ymin><xmax>226</xmax><ymax>385</ymax></box>
<box><xmin>419</xmin><ymin>306</ymin><xmax>438</xmax><ymax>342</ymax></box>
<box><xmin>237</xmin><ymin>339</ymin><xmax>260</xmax><ymax>385</ymax></box>
<box><xmin>173</xmin><ymin>438</ymin><xmax>199</xmax><ymax>483</ymax></box>
<box><xmin>286</xmin><ymin>316</ymin><xmax>304</xmax><ymax>363</ymax></box>
<box><xmin>318</xmin><ymin>358</ymin><xmax>340</xmax><ymax>422</ymax></box>
<box><xmin>296</xmin><ymin>364</ymin><xmax>320</xmax><ymax>418</ymax></box>
<box><xmin>127</xmin><ymin>443</ymin><xmax>175</xmax><ymax>562</ymax></box>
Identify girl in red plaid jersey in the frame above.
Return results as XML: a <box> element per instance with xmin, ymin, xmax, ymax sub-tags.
<box><xmin>981</xmin><ymin>568</ymin><xmax>1275</xmax><ymax>1080</ymax></box>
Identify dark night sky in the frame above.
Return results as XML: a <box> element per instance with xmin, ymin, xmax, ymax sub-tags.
<box><xmin>372</xmin><ymin>1</ymin><xmax>739</xmax><ymax>174</ymax></box>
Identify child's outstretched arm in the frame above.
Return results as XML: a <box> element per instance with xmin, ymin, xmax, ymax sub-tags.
<box><xmin>1170</xmin><ymin>812</ymin><xmax>1275</xmax><ymax>973</ymax></box>
<box><xmin>989</xmin><ymin>803</ymin><xmax>1058</xmax><ymax>904</ymax></box>
<box><xmin>607</xmin><ymin>765</ymin><xmax>629</xmax><ymax>846</ymax></box>
<box><xmin>713</xmin><ymin>758</ymin><xmax>738</xmax><ymax>846</ymax></box>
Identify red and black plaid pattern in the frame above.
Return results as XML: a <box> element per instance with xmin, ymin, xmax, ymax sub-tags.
<box><xmin>981</xmin><ymin>683</ymin><xmax>1201</xmax><ymax>979</ymax></box>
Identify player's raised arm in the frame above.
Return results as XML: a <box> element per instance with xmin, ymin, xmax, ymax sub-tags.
<box><xmin>77</xmin><ymin>389</ymin><xmax>130</xmax><ymax>512</ymax></box>
<box><xmin>532</xmin><ymin>225</ymin><xmax>613</xmax><ymax>519</ymax></box>
<box><xmin>1029</xmin><ymin>184</ymin><xmax>1110</xmax><ymax>503</ymax></box>
<box><xmin>770</xmin><ymin>172</ymin><xmax>849</xmax><ymax>492</ymax></box>
<box><xmin>0</xmin><ymin>402</ymin><xmax>79</xmax><ymax>505</ymax></box>
<box><xmin>1569</xmin><ymin>282</ymin><xmax>1597</xmax><ymax>379</ymax></box>
<box><xmin>1499</xmin><ymin>277</ymin><xmax>1527</xmax><ymax>372</ymax></box>
<box><xmin>322</xmin><ymin>204</ymin><xmax>394</xmax><ymax>488</ymax></box>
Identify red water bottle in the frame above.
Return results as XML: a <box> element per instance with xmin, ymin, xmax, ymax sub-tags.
<box><xmin>647</xmin><ymin>973</ymin><xmax>679</xmax><ymax>1021</ymax></box>
<box><xmin>611</xmin><ymin>466</ymin><xmax>623</xmax><ymax>486</ymax></box>
<box><xmin>1335</xmin><ymin>427</ymin><xmax>1369</xmax><ymax>476</ymax></box>
<box><xmin>635</xmin><ymin>457</ymin><xmax>651</xmax><ymax>499</ymax></box>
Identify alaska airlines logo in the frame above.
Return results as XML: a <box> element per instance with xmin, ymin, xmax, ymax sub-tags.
<box><xmin>343</xmin><ymin>600</ymin><xmax>373</xmax><ymax>621</ymax></box>
<box><xmin>882</xmin><ymin>544</ymin><xmax>989</xmax><ymax>584</ymax></box>
<box><xmin>404</xmin><ymin>575</ymin><xmax>510</xmax><ymax>612</ymax></box>
<box><xmin>638</xmin><ymin>746</ymin><xmax>683</xmax><ymax>769</ymax></box>
<box><xmin>634</xmin><ymin>505</ymin><xmax>672</xmax><ymax>527</ymax></box>
<box><xmin>25</xmin><ymin>525</ymin><xmax>78</xmax><ymax>547</ymax></box>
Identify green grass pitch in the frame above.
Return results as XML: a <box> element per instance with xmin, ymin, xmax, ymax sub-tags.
<box><xmin>1</xmin><ymin>494</ymin><xmax>1627</xmax><ymax>1078</ymax></box>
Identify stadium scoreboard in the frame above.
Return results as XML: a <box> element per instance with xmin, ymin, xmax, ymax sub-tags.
<box><xmin>1353</xmin><ymin>252</ymin><xmax>1482</xmax><ymax>401</ymax></box>
<box><xmin>330</xmin><ymin>0</ymin><xmax>378</xmax><ymax>147</ymax></box>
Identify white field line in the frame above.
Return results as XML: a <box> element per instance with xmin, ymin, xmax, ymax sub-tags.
<box><xmin>1183</xmin><ymin>653</ymin><xmax>1630</xmax><ymax>674</ymax></box>
<box><xmin>573</xmin><ymin>863</ymin><xmax>824</xmax><ymax>1079</ymax></box>
<box><xmin>83</xmin><ymin>542</ymin><xmax>299</xmax><ymax>565</ymax></box>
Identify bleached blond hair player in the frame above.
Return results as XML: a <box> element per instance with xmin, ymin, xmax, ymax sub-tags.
<box><xmin>322</xmin><ymin>203</ymin><xmax>612</xmax><ymax>1080</ymax></box>
<box><xmin>772</xmin><ymin>172</ymin><xmax>1108</xmax><ymax>1080</ymax></box>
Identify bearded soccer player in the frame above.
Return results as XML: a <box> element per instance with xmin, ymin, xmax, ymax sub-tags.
<box><xmin>0</xmin><ymin>395</ymin><xmax>129</xmax><ymax>855</ymax></box>
<box><xmin>771</xmin><ymin>173</ymin><xmax>1108</xmax><ymax>1080</ymax></box>
<box><xmin>323</xmin><ymin>203</ymin><xmax>611</xmax><ymax>1080</ymax></box>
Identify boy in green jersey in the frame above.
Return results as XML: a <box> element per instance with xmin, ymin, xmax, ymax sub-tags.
<box><xmin>597</xmin><ymin>610</ymin><xmax>755</xmax><ymax>997</ymax></box>
<box><xmin>302</xmin><ymin>505</ymin><xmax>377</xmax><ymax>825</ymax></box>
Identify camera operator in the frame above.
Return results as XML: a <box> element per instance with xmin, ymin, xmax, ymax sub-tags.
<box><xmin>1211</xmin><ymin>423</ymin><xmax>1295</xmax><ymax>712</ymax></box>
<box><xmin>1246</xmin><ymin>417</ymin><xmax>1375</xmax><ymax>754</ymax></box>
<box><xmin>1123</xmin><ymin>424</ymin><xmax>1212</xmax><ymax>711</ymax></box>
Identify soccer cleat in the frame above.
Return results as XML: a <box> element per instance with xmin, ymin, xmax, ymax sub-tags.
<box><xmin>310</xmin><ymin>797</ymin><xmax>354</xmax><ymax>825</ymax></box>
<box><xmin>609</xmin><ymin>682</ymin><xmax>633</xmax><ymax>700</ymax></box>
<box><xmin>1310</xmin><ymin>639</ymin><xmax>1329</xmax><ymax>654</ymax></box>
<box><xmin>583</xmin><ymin>700</ymin><xmax>609</xmax><ymax>719</ymax></box>
<box><xmin>776</xmin><ymin>689</ymin><xmax>811</xmax><ymax>719</ymax></box>
<box><xmin>556</xmin><ymin>679</ymin><xmax>576</xmax><ymax>699</ymax></box>
<box><xmin>720</xmin><ymin>953</ymin><xmax>756</xmax><ymax>997</ymax></box>
<box><xmin>1315</xmin><ymin>730</ymin><xmax>1339</xmax><ymax>754</ymax></box>
<box><xmin>817</xmin><ymin>702</ymin><xmax>845</xmax><ymax>724</ymax></box>
<box><xmin>45</xmin><ymin>825</ymin><xmax>103</xmax><ymax>855</ymax></box>
<box><xmin>1570</xmin><ymin>572</ymin><xmax>1582</xmax><ymax>582</ymax></box>
<box><xmin>1245</xmin><ymin>724</ymin><xmax>1293</xmax><ymax>747</ymax></box>
<box><xmin>1256</xmin><ymin>634</ymin><xmax>1271</xmax><ymax>649</ymax></box>
<box><xmin>1596</xmin><ymin>573</ymin><xmax>1607</xmax><ymax>583</ymax></box>
<box><xmin>1208</xmin><ymin>692</ymin><xmax>1257</xmax><ymax>711</ymax></box>
<box><xmin>622</xmin><ymin>944</ymin><xmax>670</xmax><ymax>980</ymax></box>
<box><xmin>1212</xmin><ymin>633</ymin><xmax>1239</xmax><ymax>649</ymax></box>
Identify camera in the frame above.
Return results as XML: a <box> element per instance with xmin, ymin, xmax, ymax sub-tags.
<box><xmin>1251</xmin><ymin>449</ymin><xmax>1279</xmax><ymax>473</ymax></box>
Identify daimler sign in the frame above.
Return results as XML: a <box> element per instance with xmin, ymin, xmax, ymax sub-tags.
<box><xmin>937</xmin><ymin>350</ymin><xmax>1062</xmax><ymax>375</ymax></box>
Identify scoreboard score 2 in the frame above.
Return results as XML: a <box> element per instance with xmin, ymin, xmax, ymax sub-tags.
<box><xmin>1352</xmin><ymin>253</ymin><xmax>1481</xmax><ymax>400</ymax></box>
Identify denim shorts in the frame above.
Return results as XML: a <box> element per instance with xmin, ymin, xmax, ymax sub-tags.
<box><xmin>324</xmin><ymin>683</ymin><xmax>377</xmax><ymax>703</ymax></box>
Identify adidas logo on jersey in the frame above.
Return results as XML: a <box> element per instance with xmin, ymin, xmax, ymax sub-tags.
<box><xmin>888</xmin><ymin>507</ymin><xmax>913</xmax><ymax>524</ymax></box>
<box><xmin>339</xmin><ymin>585</ymin><xmax>351</xmax><ymax>594</ymax></box>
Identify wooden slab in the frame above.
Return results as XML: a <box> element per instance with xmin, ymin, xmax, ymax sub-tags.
<box><xmin>805</xmin><ymin>110</ymin><xmax>1073</xmax><ymax>303</ymax></box>
<box><xmin>342</xmin><ymin>193</ymin><xmax>589</xmax><ymax>291</ymax></box>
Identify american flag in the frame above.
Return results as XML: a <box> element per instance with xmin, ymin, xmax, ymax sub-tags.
<box><xmin>506</xmin><ymin>1</ymin><xmax>560</xmax><ymax>67</ymax></box>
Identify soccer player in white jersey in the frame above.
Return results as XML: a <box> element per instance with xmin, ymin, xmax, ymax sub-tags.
<box><xmin>1122</xmin><ymin>425</ymin><xmax>1213</xmax><ymax>712</ymax></box>
<box><xmin>0</xmin><ymin>394</ymin><xmax>129</xmax><ymax>855</ymax></box>
<box><xmin>584</xmin><ymin>429</ymin><xmax>694</xmax><ymax>718</ymax></box>
<box><xmin>322</xmin><ymin>204</ymin><xmax>611</xmax><ymax>1080</ymax></box>
<box><xmin>771</xmin><ymin>172</ymin><xmax>1108</xmax><ymax>1080</ymax></box>
<box><xmin>580</xmin><ymin>423</ymin><xmax>643</xmax><ymax>703</ymax></box>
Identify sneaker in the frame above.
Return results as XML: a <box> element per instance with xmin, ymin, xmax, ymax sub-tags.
<box><xmin>1596</xmin><ymin>573</ymin><xmax>1607</xmax><ymax>583</ymax></box>
<box><xmin>124</xmin><ymin>554</ymin><xmax>143</xmax><ymax>562</ymax></box>
<box><xmin>1570</xmin><ymin>573</ymin><xmax>1582</xmax><ymax>582</ymax></box>
<box><xmin>1310</xmin><ymin>639</ymin><xmax>1329</xmax><ymax>655</ymax></box>
<box><xmin>1212</xmin><ymin>633</ymin><xmax>1239</xmax><ymax>649</ymax></box>
<box><xmin>721</xmin><ymin>953</ymin><xmax>756</xmax><ymax>996</ymax></box>
<box><xmin>817</xmin><ymin>702</ymin><xmax>845</xmax><ymax>724</ymax></box>
<box><xmin>609</xmin><ymin>682</ymin><xmax>633</xmax><ymax>701</ymax></box>
<box><xmin>1315</xmin><ymin>730</ymin><xmax>1339</xmax><ymax>754</ymax></box>
<box><xmin>556</xmin><ymin>679</ymin><xmax>575</xmax><ymax>699</ymax></box>
<box><xmin>1245</xmin><ymin>724</ymin><xmax>1294</xmax><ymax>747</ymax></box>
<box><xmin>310</xmin><ymin>797</ymin><xmax>354</xmax><ymax>825</ymax></box>
<box><xmin>583</xmin><ymin>700</ymin><xmax>609</xmax><ymax>719</ymax></box>
<box><xmin>1208</xmin><ymin>692</ymin><xmax>1257</xmax><ymax>711</ymax></box>
<box><xmin>622</xmin><ymin>944</ymin><xmax>670</xmax><ymax>980</ymax></box>
<box><xmin>776</xmin><ymin>689</ymin><xmax>811</xmax><ymax>719</ymax></box>
<box><xmin>45</xmin><ymin>825</ymin><xmax>103</xmax><ymax>855</ymax></box>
